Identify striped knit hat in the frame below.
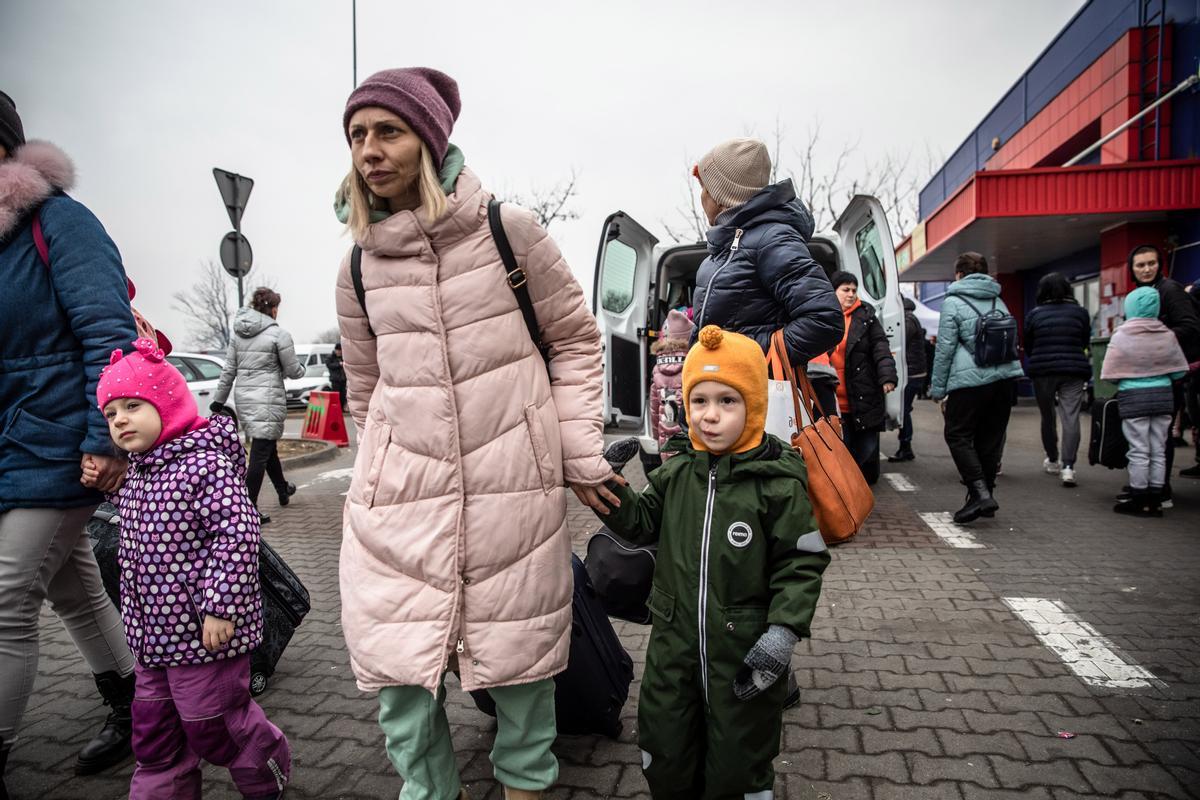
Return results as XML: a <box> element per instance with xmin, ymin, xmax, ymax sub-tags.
<box><xmin>695</xmin><ymin>138</ymin><xmax>771</xmax><ymax>210</ymax></box>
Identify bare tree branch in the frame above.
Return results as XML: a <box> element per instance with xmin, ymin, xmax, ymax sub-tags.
<box><xmin>170</xmin><ymin>260</ymin><xmax>270</xmax><ymax>352</ymax></box>
<box><xmin>666</xmin><ymin>124</ymin><xmax>934</xmax><ymax>245</ymax></box>
<box><xmin>661</xmin><ymin>156</ymin><xmax>708</xmax><ymax>243</ymax></box>
<box><xmin>506</xmin><ymin>169</ymin><xmax>582</xmax><ymax>230</ymax></box>
<box><xmin>313</xmin><ymin>327</ymin><xmax>342</xmax><ymax>344</ymax></box>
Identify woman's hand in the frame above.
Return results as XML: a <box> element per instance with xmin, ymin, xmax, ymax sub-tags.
<box><xmin>203</xmin><ymin>615</ymin><xmax>235</xmax><ymax>652</ymax></box>
<box><xmin>882</xmin><ymin>383</ymin><xmax>896</xmax><ymax>394</ymax></box>
<box><xmin>570</xmin><ymin>475</ymin><xmax>627</xmax><ymax>514</ymax></box>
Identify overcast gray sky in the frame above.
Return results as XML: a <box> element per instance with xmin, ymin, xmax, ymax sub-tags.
<box><xmin>2</xmin><ymin>0</ymin><xmax>1083</xmax><ymax>346</ymax></box>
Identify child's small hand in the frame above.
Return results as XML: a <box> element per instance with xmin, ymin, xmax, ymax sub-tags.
<box><xmin>80</xmin><ymin>455</ymin><xmax>101</xmax><ymax>488</ymax></box>
<box><xmin>202</xmin><ymin>615</ymin><xmax>235</xmax><ymax>652</ymax></box>
<box><xmin>733</xmin><ymin>624</ymin><xmax>798</xmax><ymax>701</ymax></box>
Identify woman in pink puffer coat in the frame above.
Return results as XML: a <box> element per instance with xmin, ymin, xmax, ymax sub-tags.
<box><xmin>335</xmin><ymin>68</ymin><xmax>616</xmax><ymax>800</ymax></box>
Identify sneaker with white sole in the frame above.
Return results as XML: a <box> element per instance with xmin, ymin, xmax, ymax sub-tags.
<box><xmin>1043</xmin><ymin>457</ymin><xmax>1061</xmax><ymax>474</ymax></box>
<box><xmin>1060</xmin><ymin>466</ymin><xmax>1076</xmax><ymax>487</ymax></box>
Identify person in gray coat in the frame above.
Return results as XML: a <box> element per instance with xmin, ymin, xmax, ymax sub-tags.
<box><xmin>212</xmin><ymin>287</ymin><xmax>305</xmax><ymax>523</ymax></box>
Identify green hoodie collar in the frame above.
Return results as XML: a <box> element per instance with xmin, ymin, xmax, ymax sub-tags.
<box><xmin>333</xmin><ymin>143</ymin><xmax>465</xmax><ymax>225</ymax></box>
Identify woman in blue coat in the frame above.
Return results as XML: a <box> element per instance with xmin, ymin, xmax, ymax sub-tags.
<box><xmin>0</xmin><ymin>93</ymin><xmax>138</xmax><ymax>788</ymax></box>
<box><xmin>929</xmin><ymin>253</ymin><xmax>1025</xmax><ymax>524</ymax></box>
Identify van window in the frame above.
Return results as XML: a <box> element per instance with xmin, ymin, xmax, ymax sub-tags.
<box><xmin>307</xmin><ymin>353</ymin><xmax>322</xmax><ymax>367</ymax></box>
<box><xmin>855</xmin><ymin>220</ymin><xmax>887</xmax><ymax>299</ymax></box>
<box><xmin>600</xmin><ymin>240</ymin><xmax>637</xmax><ymax>313</ymax></box>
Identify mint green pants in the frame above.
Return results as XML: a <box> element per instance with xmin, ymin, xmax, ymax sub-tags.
<box><xmin>378</xmin><ymin>676</ymin><xmax>557</xmax><ymax>800</ymax></box>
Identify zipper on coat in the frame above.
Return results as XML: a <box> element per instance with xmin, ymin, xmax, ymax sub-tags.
<box><xmin>697</xmin><ymin>465</ymin><xmax>717</xmax><ymax>704</ymax></box>
<box><xmin>697</xmin><ymin>229</ymin><xmax>744</xmax><ymax>330</ymax></box>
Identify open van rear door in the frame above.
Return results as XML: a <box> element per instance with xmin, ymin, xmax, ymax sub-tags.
<box><xmin>835</xmin><ymin>196</ymin><xmax>907</xmax><ymax>427</ymax></box>
<box><xmin>593</xmin><ymin>212</ymin><xmax>658</xmax><ymax>428</ymax></box>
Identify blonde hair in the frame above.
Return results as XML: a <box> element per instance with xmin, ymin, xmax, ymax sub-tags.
<box><xmin>345</xmin><ymin>142</ymin><xmax>447</xmax><ymax>239</ymax></box>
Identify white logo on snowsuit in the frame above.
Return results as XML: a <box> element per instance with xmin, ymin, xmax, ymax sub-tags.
<box><xmin>727</xmin><ymin>522</ymin><xmax>753</xmax><ymax>548</ymax></box>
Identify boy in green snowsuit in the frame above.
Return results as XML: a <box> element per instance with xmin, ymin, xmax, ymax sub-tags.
<box><xmin>597</xmin><ymin>325</ymin><xmax>829</xmax><ymax>799</ymax></box>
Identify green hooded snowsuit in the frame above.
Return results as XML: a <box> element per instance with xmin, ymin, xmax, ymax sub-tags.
<box><xmin>602</xmin><ymin>435</ymin><xmax>829</xmax><ymax>799</ymax></box>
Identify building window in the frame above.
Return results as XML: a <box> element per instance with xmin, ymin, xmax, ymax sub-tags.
<box><xmin>1072</xmin><ymin>277</ymin><xmax>1101</xmax><ymax>337</ymax></box>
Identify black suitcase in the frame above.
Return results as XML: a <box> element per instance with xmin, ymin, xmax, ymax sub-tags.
<box><xmin>86</xmin><ymin>504</ymin><xmax>311</xmax><ymax>696</ymax></box>
<box><xmin>470</xmin><ymin>554</ymin><xmax>633</xmax><ymax>738</ymax></box>
<box><xmin>1088</xmin><ymin>397</ymin><xmax>1128</xmax><ymax>469</ymax></box>
<box><xmin>250</xmin><ymin>539</ymin><xmax>311</xmax><ymax>695</ymax></box>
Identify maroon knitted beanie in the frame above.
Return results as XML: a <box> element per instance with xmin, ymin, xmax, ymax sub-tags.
<box><xmin>343</xmin><ymin>67</ymin><xmax>461</xmax><ymax>167</ymax></box>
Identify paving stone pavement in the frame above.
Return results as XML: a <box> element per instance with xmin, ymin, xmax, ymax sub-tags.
<box><xmin>8</xmin><ymin>402</ymin><xmax>1200</xmax><ymax>799</ymax></box>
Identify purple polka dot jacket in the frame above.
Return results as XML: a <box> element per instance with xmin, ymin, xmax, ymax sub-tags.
<box><xmin>110</xmin><ymin>414</ymin><xmax>263</xmax><ymax>667</ymax></box>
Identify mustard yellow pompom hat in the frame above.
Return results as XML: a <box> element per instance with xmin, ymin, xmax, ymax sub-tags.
<box><xmin>681</xmin><ymin>325</ymin><xmax>768</xmax><ymax>454</ymax></box>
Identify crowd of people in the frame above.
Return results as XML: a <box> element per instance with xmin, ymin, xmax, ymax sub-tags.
<box><xmin>2</xmin><ymin>62</ymin><xmax>1199</xmax><ymax>800</ymax></box>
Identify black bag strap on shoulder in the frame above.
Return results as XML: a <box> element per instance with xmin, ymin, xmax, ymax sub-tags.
<box><xmin>350</xmin><ymin>244</ymin><xmax>373</xmax><ymax>337</ymax></box>
<box><xmin>957</xmin><ymin>295</ymin><xmax>993</xmax><ymax>319</ymax></box>
<box><xmin>488</xmin><ymin>199</ymin><xmax>549</xmax><ymax>364</ymax></box>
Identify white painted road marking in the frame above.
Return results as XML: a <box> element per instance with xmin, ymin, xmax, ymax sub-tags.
<box><xmin>298</xmin><ymin>467</ymin><xmax>355</xmax><ymax>491</ymax></box>
<box><xmin>1002</xmin><ymin>597</ymin><xmax>1159</xmax><ymax>690</ymax></box>
<box><xmin>885</xmin><ymin>473</ymin><xmax>917</xmax><ymax>492</ymax></box>
<box><xmin>918</xmin><ymin>512</ymin><xmax>986</xmax><ymax>549</ymax></box>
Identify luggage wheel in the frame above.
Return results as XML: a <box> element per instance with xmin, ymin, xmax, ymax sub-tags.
<box><xmin>249</xmin><ymin>671</ymin><xmax>268</xmax><ymax>696</ymax></box>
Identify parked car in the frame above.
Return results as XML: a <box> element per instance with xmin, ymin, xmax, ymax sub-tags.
<box><xmin>592</xmin><ymin>195</ymin><xmax>907</xmax><ymax>467</ymax></box>
<box><xmin>165</xmin><ymin>352</ymin><xmax>235</xmax><ymax>414</ymax></box>
<box><xmin>285</xmin><ymin>343</ymin><xmax>334</xmax><ymax>409</ymax></box>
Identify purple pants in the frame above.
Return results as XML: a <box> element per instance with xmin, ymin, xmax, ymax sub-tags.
<box><xmin>130</xmin><ymin>654</ymin><xmax>290</xmax><ymax>800</ymax></box>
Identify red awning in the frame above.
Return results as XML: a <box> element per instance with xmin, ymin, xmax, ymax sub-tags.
<box><xmin>901</xmin><ymin>160</ymin><xmax>1200</xmax><ymax>281</ymax></box>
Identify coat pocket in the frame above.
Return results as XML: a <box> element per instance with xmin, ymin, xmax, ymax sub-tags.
<box><xmin>647</xmin><ymin>586</ymin><xmax>675</xmax><ymax>623</ymax></box>
<box><xmin>523</xmin><ymin>404</ymin><xmax>557</xmax><ymax>494</ymax></box>
<box><xmin>2</xmin><ymin>408</ymin><xmax>87</xmax><ymax>462</ymax></box>
<box><xmin>722</xmin><ymin>604</ymin><xmax>769</xmax><ymax>644</ymax></box>
<box><xmin>363</xmin><ymin>432</ymin><xmax>391</xmax><ymax>509</ymax></box>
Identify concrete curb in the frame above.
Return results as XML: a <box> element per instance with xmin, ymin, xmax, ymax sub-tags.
<box><xmin>279</xmin><ymin>438</ymin><xmax>341</xmax><ymax>469</ymax></box>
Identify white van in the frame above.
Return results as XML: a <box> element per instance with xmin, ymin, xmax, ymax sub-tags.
<box><xmin>285</xmin><ymin>343</ymin><xmax>334</xmax><ymax>409</ymax></box>
<box><xmin>592</xmin><ymin>195</ymin><xmax>907</xmax><ymax>465</ymax></box>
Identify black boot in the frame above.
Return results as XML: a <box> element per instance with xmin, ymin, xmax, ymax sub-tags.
<box><xmin>1144</xmin><ymin>489</ymin><xmax>1165</xmax><ymax>517</ymax></box>
<box><xmin>980</xmin><ymin>482</ymin><xmax>997</xmax><ymax>518</ymax></box>
<box><xmin>953</xmin><ymin>480</ymin><xmax>998</xmax><ymax>524</ymax></box>
<box><xmin>888</xmin><ymin>445</ymin><xmax>915</xmax><ymax>463</ymax></box>
<box><xmin>75</xmin><ymin>670</ymin><xmax>134</xmax><ymax>775</ymax></box>
<box><xmin>2</xmin><ymin>736</ymin><xmax>11</xmax><ymax>800</ymax></box>
<box><xmin>1113</xmin><ymin>488</ymin><xmax>1155</xmax><ymax>516</ymax></box>
<box><xmin>278</xmin><ymin>481</ymin><xmax>297</xmax><ymax>506</ymax></box>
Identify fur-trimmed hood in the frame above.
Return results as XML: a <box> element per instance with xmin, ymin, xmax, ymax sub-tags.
<box><xmin>0</xmin><ymin>140</ymin><xmax>75</xmax><ymax>240</ymax></box>
<box><xmin>651</xmin><ymin>335</ymin><xmax>690</xmax><ymax>355</ymax></box>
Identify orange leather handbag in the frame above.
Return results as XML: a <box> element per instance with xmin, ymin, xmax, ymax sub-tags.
<box><xmin>768</xmin><ymin>330</ymin><xmax>874</xmax><ymax>544</ymax></box>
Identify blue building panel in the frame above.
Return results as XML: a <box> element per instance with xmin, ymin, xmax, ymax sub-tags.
<box><xmin>917</xmin><ymin>0</ymin><xmax>1198</xmax><ymax>219</ymax></box>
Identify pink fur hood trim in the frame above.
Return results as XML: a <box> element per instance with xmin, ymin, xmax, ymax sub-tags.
<box><xmin>0</xmin><ymin>140</ymin><xmax>76</xmax><ymax>240</ymax></box>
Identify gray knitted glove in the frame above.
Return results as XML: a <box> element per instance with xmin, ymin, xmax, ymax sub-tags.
<box><xmin>733</xmin><ymin>624</ymin><xmax>799</xmax><ymax>701</ymax></box>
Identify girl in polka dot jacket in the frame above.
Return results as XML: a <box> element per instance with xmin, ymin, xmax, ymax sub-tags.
<box><xmin>92</xmin><ymin>338</ymin><xmax>289</xmax><ymax>800</ymax></box>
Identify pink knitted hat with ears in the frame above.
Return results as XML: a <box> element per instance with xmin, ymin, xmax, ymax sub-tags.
<box><xmin>96</xmin><ymin>338</ymin><xmax>204</xmax><ymax>448</ymax></box>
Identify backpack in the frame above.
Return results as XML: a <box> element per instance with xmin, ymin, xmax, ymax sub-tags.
<box><xmin>348</xmin><ymin>199</ymin><xmax>548</xmax><ymax>365</ymax></box>
<box><xmin>958</xmin><ymin>295</ymin><xmax>1018</xmax><ymax>367</ymax></box>
<box><xmin>32</xmin><ymin>211</ymin><xmax>172</xmax><ymax>354</ymax></box>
